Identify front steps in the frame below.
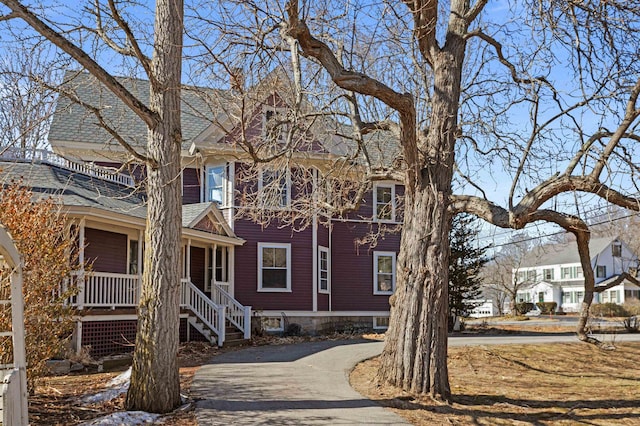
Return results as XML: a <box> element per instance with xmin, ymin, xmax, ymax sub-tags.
<box><xmin>187</xmin><ymin>316</ymin><xmax>249</xmax><ymax>347</ymax></box>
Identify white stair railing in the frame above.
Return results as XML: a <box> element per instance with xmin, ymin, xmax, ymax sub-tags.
<box><xmin>211</xmin><ymin>282</ymin><xmax>252</xmax><ymax>339</ymax></box>
<box><xmin>181</xmin><ymin>279</ymin><xmax>226</xmax><ymax>346</ymax></box>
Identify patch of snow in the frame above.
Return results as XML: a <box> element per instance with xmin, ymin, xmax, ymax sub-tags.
<box><xmin>81</xmin><ymin>367</ymin><xmax>131</xmax><ymax>404</ymax></box>
<box><xmin>107</xmin><ymin>367</ymin><xmax>132</xmax><ymax>387</ymax></box>
<box><xmin>79</xmin><ymin>411</ymin><xmax>160</xmax><ymax>425</ymax></box>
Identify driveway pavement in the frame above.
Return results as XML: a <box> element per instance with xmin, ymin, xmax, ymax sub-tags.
<box><xmin>192</xmin><ymin>339</ymin><xmax>409</xmax><ymax>425</ymax></box>
<box><xmin>192</xmin><ymin>333</ymin><xmax>640</xmax><ymax>425</ymax></box>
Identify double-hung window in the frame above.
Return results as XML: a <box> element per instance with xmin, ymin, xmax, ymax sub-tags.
<box><xmin>543</xmin><ymin>268</ymin><xmax>554</xmax><ymax>280</ymax></box>
<box><xmin>596</xmin><ymin>265</ymin><xmax>607</xmax><ymax>278</ymax></box>
<box><xmin>258</xmin><ymin>243</ymin><xmax>291</xmax><ymax>292</ymax></box>
<box><xmin>374</xmin><ymin>184</ymin><xmax>395</xmax><ymax>221</ymax></box>
<box><xmin>318</xmin><ymin>246</ymin><xmax>330</xmax><ymax>293</ymax></box>
<box><xmin>259</xmin><ymin>169</ymin><xmax>290</xmax><ymax>207</ymax></box>
<box><xmin>374</xmin><ymin>251</ymin><xmax>396</xmax><ymax>295</ymax></box>
<box><xmin>206</xmin><ymin>164</ymin><xmax>228</xmax><ymax>204</ymax></box>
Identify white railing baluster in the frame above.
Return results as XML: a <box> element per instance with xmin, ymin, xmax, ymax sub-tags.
<box><xmin>211</xmin><ymin>282</ymin><xmax>251</xmax><ymax>340</ymax></box>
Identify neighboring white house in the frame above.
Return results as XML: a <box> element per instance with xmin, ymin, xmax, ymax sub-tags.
<box><xmin>514</xmin><ymin>236</ymin><xmax>640</xmax><ymax>312</ymax></box>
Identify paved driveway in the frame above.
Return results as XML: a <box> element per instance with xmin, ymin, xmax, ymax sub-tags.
<box><xmin>192</xmin><ymin>333</ymin><xmax>640</xmax><ymax>425</ymax></box>
<box><xmin>192</xmin><ymin>339</ymin><xmax>408</xmax><ymax>425</ymax></box>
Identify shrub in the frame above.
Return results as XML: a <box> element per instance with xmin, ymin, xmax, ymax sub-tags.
<box><xmin>0</xmin><ymin>182</ymin><xmax>80</xmax><ymax>392</ymax></box>
<box><xmin>515</xmin><ymin>302</ymin><xmax>535</xmax><ymax>315</ymax></box>
<box><xmin>590</xmin><ymin>302</ymin><xmax>629</xmax><ymax>317</ymax></box>
<box><xmin>536</xmin><ymin>302</ymin><xmax>557</xmax><ymax>314</ymax></box>
<box><xmin>623</xmin><ymin>300</ymin><xmax>640</xmax><ymax>316</ymax></box>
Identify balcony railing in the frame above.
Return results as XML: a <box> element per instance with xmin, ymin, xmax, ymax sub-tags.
<box><xmin>0</xmin><ymin>147</ymin><xmax>135</xmax><ymax>187</ymax></box>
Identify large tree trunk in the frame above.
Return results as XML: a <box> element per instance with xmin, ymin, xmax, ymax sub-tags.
<box><xmin>378</xmin><ymin>42</ymin><xmax>464</xmax><ymax>400</ymax></box>
<box><xmin>125</xmin><ymin>0</ymin><xmax>184</xmax><ymax>413</ymax></box>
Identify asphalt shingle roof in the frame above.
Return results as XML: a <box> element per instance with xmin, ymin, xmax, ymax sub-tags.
<box><xmin>48</xmin><ymin>71</ymin><xmax>225</xmax><ymax>151</ymax></box>
<box><xmin>0</xmin><ymin>160</ymin><xmax>147</xmax><ymax>218</ymax></box>
<box><xmin>520</xmin><ymin>236</ymin><xmax>619</xmax><ymax>267</ymax></box>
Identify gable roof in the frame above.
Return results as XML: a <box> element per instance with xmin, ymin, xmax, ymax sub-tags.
<box><xmin>182</xmin><ymin>202</ymin><xmax>236</xmax><ymax>239</ymax></box>
<box><xmin>519</xmin><ymin>236</ymin><xmax>622</xmax><ymax>267</ymax></box>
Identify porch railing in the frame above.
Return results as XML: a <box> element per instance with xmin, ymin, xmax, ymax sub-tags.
<box><xmin>211</xmin><ymin>282</ymin><xmax>252</xmax><ymax>339</ymax></box>
<box><xmin>181</xmin><ymin>279</ymin><xmax>225</xmax><ymax>346</ymax></box>
<box><xmin>76</xmin><ymin>272</ymin><xmax>140</xmax><ymax>309</ymax></box>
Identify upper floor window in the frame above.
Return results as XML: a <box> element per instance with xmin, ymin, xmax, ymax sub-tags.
<box><xmin>526</xmin><ymin>270</ymin><xmax>537</xmax><ymax>282</ymax></box>
<box><xmin>206</xmin><ymin>164</ymin><xmax>229</xmax><ymax>205</ymax></box>
<box><xmin>561</xmin><ymin>266</ymin><xmax>583</xmax><ymax>280</ymax></box>
<box><xmin>596</xmin><ymin>265</ymin><xmax>607</xmax><ymax>278</ymax></box>
<box><xmin>374</xmin><ymin>251</ymin><xmax>396</xmax><ymax>295</ymax></box>
<box><xmin>259</xmin><ymin>168</ymin><xmax>290</xmax><ymax>207</ymax></box>
<box><xmin>543</xmin><ymin>268</ymin><xmax>554</xmax><ymax>280</ymax></box>
<box><xmin>612</xmin><ymin>242</ymin><xmax>622</xmax><ymax>257</ymax></box>
<box><xmin>374</xmin><ymin>183</ymin><xmax>395</xmax><ymax>221</ymax></box>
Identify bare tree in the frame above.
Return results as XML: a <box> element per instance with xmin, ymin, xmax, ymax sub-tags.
<box><xmin>0</xmin><ymin>0</ymin><xmax>184</xmax><ymax>412</ymax></box>
<box><xmin>196</xmin><ymin>0</ymin><xmax>640</xmax><ymax>401</ymax></box>
<box><xmin>0</xmin><ymin>42</ymin><xmax>60</xmax><ymax>155</ymax></box>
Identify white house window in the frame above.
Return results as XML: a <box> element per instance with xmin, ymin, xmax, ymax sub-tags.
<box><xmin>374</xmin><ymin>184</ymin><xmax>395</xmax><ymax>221</ymax></box>
<box><xmin>206</xmin><ymin>164</ymin><xmax>228</xmax><ymax>204</ymax></box>
<box><xmin>596</xmin><ymin>265</ymin><xmax>607</xmax><ymax>278</ymax></box>
<box><xmin>516</xmin><ymin>271</ymin><xmax>526</xmax><ymax>283</ymax></box>
<box><xmin>318</xmin><ymin>246</ymin><xmax>329</xmax><ymax>293</ymax></box>
<box><xmin>374</xmin><ymin>251</ymin><xmax>396</xmax><ymax>295</ymax></box>
<box><xmin>373</xmin><ymin>316</ymin><xmax>390</xmax><ymax>330</ymax></box>
<box><xmin>561</xmin><ymin>266</ymin><xmax>583</xmax><ymax>279</ymax></box>
<box><xmin>612</xmin><ymin>242</ymin><xmax>622</xmax><ymax>257</ymax></box>
<box><xmin>258</xmin><ymin>243</ymin><xmax>291</xmax><ymax>292</ymax></box>
<box><xmin>259</xmin><ymin>169</ymin><xmax>290</xmax><ymax>207</ymax></box>
<box><xmin>543</xmin><ymin>268</ymin><xmax>554</xmax><ymax>280</ymax></box>
<box><xmin>526</xmin><ymin>270</ymin><xmax>537</xmax><ymax>282</ymax></box>
<box><xmin>610</xmin><ymin>290</ymin><xmax>620</xmax><ymax>303</ymax></box>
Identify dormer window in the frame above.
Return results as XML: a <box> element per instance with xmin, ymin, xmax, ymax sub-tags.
<box><xmin>263</xmin><ymin>106</ymin><xmax>288</xmax><ymax>144</ymax></box>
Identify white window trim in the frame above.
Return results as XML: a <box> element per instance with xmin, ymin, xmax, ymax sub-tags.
<box><xmin>318</xmin><ymin>246</ymin><xmax>330</xmax><ymax>294</ymax></box>
<box><xmin>373</xmin><ymin>316</ymin><xmax>390</xmax><ymax>330</ymax></box>
<box><xmin>205</xmin><ymin>163</ymin><xmax>229</xmax><ymax>205</ymax></box>
<box><xmin>373</xmin><ymin>251</ymin><xmax>397</xmax><ymax>295</ymax></box>
<box><xmin>257</xmin><ymin>167</ymin><xmax>291</xmax><ymax>208</ymax></box>
<box><xmin>258</xmin><ymin>242</ymin><xmax>292</xmax><ymax>292</ymax></box>
<box><xmin>373</xmin><ymin>183</ymin><xmax>396</xmax><ymax>222</ymax></box>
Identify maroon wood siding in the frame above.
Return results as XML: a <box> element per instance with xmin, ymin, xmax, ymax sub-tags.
<box><xmin>190</xmin><ymin>246</ymin><xmax>206</xmax><ymax>292</ymax></box>
<box><xmin>317</xmin><ymin>224</ymin><xmax>330</xmax><ymax>311</ymax></box>
<box><xmin>84</xmin><ymin>228</ymin><xmax>128</xmax><ymax>274</ymax></box>
<box><xmin>330</xmin><ymin>221</ymin><xmax>400</xmax><ymax>311</ymax></box>
<box><xmin>233</xmin><ymin>218</ymin><xmax>313</xmax><ymax>311</ymax></box>
<box><xmin>182</xmin><ymin>168</ymin><xmax>201</xmax><ymax>204</ymax></box>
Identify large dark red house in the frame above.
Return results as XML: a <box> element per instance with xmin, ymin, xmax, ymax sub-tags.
<box><xmin>1</xmin><ymin>71</ymin><xmax>402</xmax><ymax>357</ymax></box>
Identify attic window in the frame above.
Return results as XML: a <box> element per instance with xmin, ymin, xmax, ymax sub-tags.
<box><xmin>612</xmin><ymin>242</ymin><xmax>622</xmax><ymax>257</ymax></box>
<box><xmin>263</xmin><ymin>107</ymin><xmax>288</xmax><ymax>143</ymax></box>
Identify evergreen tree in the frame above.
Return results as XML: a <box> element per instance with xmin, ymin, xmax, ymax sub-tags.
<box><xmin>449</xmin><ymin>214</ymin><xmax>491</xmax><ymax>330</ymax></box>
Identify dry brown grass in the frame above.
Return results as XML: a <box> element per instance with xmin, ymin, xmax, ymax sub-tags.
<box><xmin>351</xmin><ymin>342</ymin><xmax>640</xmax><ymax>425</ymax></box>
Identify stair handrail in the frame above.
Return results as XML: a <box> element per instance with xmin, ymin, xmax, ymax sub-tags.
<box><xmin>181</xmin><ymin>279</ymin><xmax>225</xmax><ymax>346</ymax></box>
<box><xmin>212</xmin><ymin>282</ymin><xmax>252</xmax><ymax>339</ymax></box>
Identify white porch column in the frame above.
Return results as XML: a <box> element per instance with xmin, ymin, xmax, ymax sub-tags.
<box><xmin>186</xmin><ymin>238</ymin><xmax>191</xmax><ymax>281</ymax></box>
<box><xmin>228</xmin><ymin>246</ymin><xmax>235</xmax><ymax>296</ymax></box>
<box><xmin>212</xmin><ymin>243</ymin><xmax>217</xmax><ymax>290</ymax></box>
<box><xmin>77</xmin><ymin>219</ymin><xmax>86</xmax><ymax>310</ymax></box>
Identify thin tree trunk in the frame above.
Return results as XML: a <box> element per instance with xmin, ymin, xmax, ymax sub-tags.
<box><xmin>125</xmin><ymin>0</ymin><xmax>184</xmax><ymax>413</ymax></box>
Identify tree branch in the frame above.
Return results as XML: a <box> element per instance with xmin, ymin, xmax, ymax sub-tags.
<box><xmin>0</xmin><ymin>0</ymin><xmax>159</xmax><ymax>129</ymax></box>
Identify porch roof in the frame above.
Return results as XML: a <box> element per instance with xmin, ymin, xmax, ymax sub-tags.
<box><xmin>0</xmin><ymin>160</ymin><xmax>242</xmax><ymax>244</ymax></box>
